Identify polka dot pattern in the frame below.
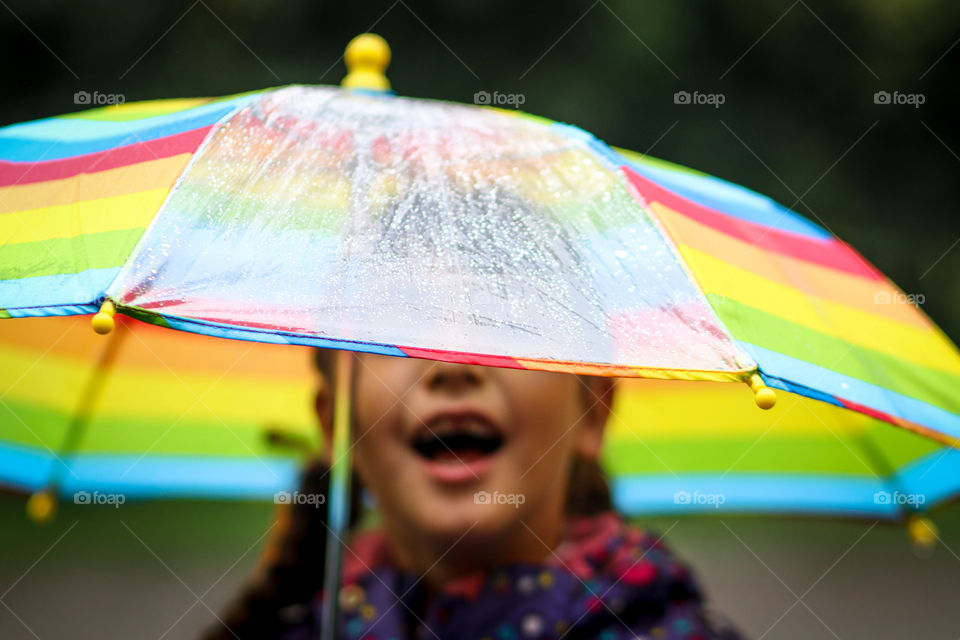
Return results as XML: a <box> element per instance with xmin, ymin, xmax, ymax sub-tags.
<box><xmin>280</xmin><ymin>512</ymin><xmax>744</xmax><ymax>639</ymax></box>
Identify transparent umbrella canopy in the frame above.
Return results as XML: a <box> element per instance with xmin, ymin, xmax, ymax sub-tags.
<box><xmin>2</xmin><ymin>33</ymin><xmax>959</xmax><ymax>638</ymax></box>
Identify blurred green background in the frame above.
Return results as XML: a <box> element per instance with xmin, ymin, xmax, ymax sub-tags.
<box><xmin>2</xmin><ymin>1</ymin><xmax>959</xmax><ymax>638</ymax></box>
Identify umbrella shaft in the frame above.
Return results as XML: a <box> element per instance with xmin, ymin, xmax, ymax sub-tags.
<box><xmin>320</xmin><ymin>349</ymin><xmax>354</xmax><ymax>640</ymax></box>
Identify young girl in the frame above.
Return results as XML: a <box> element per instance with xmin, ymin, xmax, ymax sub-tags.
<box><xmin>206</xmin><ymin>349</ymin><xmax>744</xmax><ymax>639</ymax></box>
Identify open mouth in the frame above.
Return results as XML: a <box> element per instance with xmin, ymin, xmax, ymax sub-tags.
<box><xmin>411</xmin><ymin>413</ymin><xmax>505</xmax><ymax>464</ymax></box>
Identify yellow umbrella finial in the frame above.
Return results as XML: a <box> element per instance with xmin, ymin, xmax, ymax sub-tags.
<box><xmin>748</xmin><ymin>372</ymin><xmax>777</xmax><ymax>410</ymax></box>
<box><xmin>91</xmin><ymin>298</ymin><xmax>116</xmax><ymax>335</ymax></box>
<box><xmin>907</xmin><ymin>514</ymin><xmax>938</xmax><ymax>555</ymax></box>
<box><xmin>342</xmin><ymin>33</ymin><xmax>391</xmax><ymax>91</ymax></box>
<box><xmin>26</xmin><ymin>489</ymin><xmax>57</xmax><ymax>523</ymax></box>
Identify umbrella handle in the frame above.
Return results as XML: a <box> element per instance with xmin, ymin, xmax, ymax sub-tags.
<box><xmin>320</xmin><ymin>349</ymin><xmax>354</xmax><ymax>640</ymax></box>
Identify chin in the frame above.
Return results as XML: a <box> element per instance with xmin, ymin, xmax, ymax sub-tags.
<box><xmin>409</xmin><ymin>491</ymin><xmax>522</xmax><ymax>544</ymax></box>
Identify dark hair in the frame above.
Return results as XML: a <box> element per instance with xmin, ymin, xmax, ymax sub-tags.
<box><xmin>205</xmin><ymin>349</ymin><xmax>612</xmax><ymax>639</ymax></box>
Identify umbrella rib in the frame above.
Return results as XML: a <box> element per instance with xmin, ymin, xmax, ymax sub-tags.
<box><xmin>47</xmin><ymin>319</ymin><xmax>129</xmax><ymax>489</ymax></box>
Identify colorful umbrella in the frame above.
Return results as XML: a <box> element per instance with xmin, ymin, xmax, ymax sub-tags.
<box><xmin>2</xmin><ymin>31</ymin><xmax>958</xmax><ymax>502</ymax></box>
<box><xmin>2</xmin><ymin>32</ymin><xmax>958</xmax><ymax>634</ymax></box>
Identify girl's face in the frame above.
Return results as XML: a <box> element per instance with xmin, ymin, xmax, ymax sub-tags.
<box><xmin>316</xmin><ymin>352</ymin><xmax>614</xmax><ymax>552</ymax></box>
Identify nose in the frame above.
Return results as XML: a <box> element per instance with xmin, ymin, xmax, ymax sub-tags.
<box><xmin>423</xmin><ymin>360</ymin><xmax>487</xmax><ymax>394</ymax></box>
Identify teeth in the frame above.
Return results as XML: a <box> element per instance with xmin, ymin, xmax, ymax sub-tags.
<box><xmin>465</xmin><ymin>421</ymin><xmax>488</xmax><ymax>436</ymax></box>
<box><xmin>422</xmin><ymin>415</ymin><xmax>496</xmax><ymax>440</ymax></box>
<box><xmin>411</xmin><ymin>414</ymin><xmax>505</xmax><ymax>461</ymax></box>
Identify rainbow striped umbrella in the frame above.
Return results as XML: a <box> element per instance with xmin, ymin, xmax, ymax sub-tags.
<box><xmin>0</xmin><ymin>313</ymin><xmax>319</xmax><ymax>502</ymax></box>
<box><xmin>2</xmin><ymin>35</ymin><xmax>958</xmax><ymax>531</ymax></box>
<box><xmin>1</xmin><ymin>312</ymin><xmax>954</xmax><ymax>527</ymax></box>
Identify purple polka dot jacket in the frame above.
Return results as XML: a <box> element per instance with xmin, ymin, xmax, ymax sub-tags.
<box><xmin>279</xmin><ymin>511</ymin><xmax>745</xmax><ymax>640</ymax></box>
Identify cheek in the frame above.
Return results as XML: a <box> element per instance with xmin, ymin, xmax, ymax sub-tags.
<box><xmin>350</xmin><ymin>401</ymin><xmax>407</xmax><ymax>502</ymax></box>
<box><xmin>506</xmin><ymin>376</ymin><xmax>583</xmax><ymax>469</ymax></box>
<box><xmin>349</xmin><ymin>362</ymin><xmax>409</xmax><ymax>481</ymax></box>
<box><xmin>350</xmin><ymin>357</ymin><xmax>412</xmax><ymax>438</ymax></box>
<box><xmin>351</xmin><ymin>383</ymin><xmax>392</xmax><ymax>439</ymax></box>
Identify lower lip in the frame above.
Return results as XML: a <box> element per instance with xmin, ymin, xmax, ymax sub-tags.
<box><xmin>416</xmin><ymin>451</ymin><xmax>498</xmax><ymax>483</ymax></box>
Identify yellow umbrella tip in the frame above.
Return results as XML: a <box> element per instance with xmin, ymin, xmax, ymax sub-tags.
<box><xmin>26</xmin><ymin>490</ymin><xmax>57</xmax><ymax>523</ymax></box>
<box><xmin>748</xmin><ymin>373</ymin><xmax>777</xmax><ymax>410</ymax></box>
<box><xmin>907</xmin><ymin>514</ymin><xmax>938</xmax><ymax>554</ymax></box>
<box><xmin>754</xmin><ymin>387</ymin><xmax>777</xmax><ymax>410</ymax></box>
<box><xmin>342</xmin><ymin>33</ymin><xmax>391</xmax><ymax>91</ymax></box>
<box><xmin>91</xmin><ymin>299</ymin><xmax>116</xmax><ymax>334</ymax></box>
<box><xmin>91</xmin><ymin>312</ymin><xmax>115</xmax><ymax>334</ymax></box>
